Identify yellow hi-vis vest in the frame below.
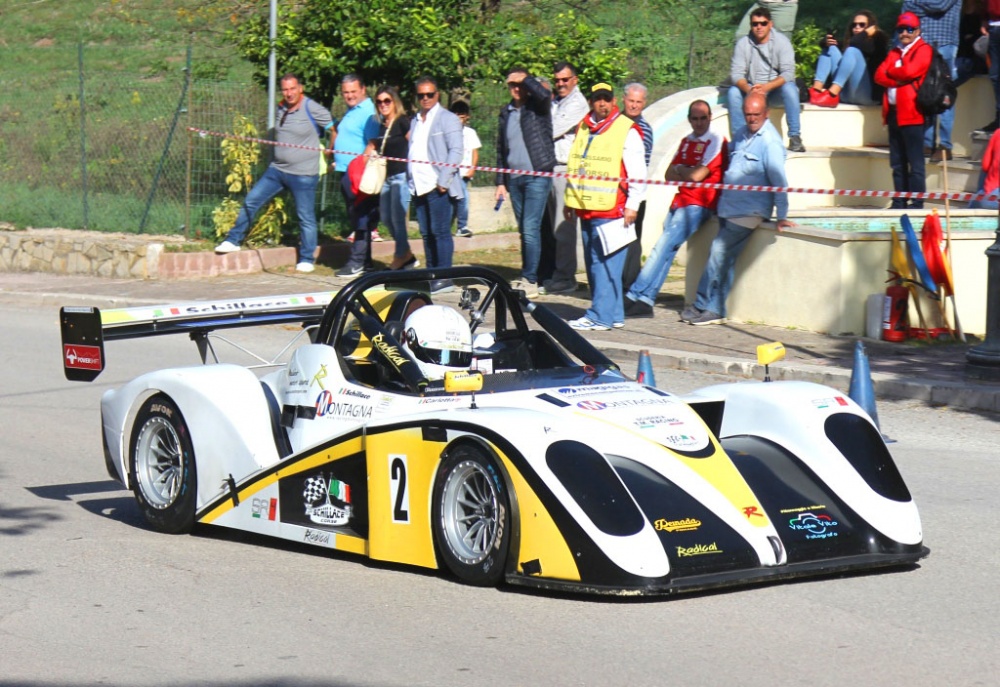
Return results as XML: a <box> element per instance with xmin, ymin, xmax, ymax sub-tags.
<box><xmin>564</xmin><ymin>114</ymin><xmax>634</xmax><ymax>211</ymax></box>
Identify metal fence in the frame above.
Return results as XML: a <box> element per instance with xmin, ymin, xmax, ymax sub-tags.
<box><xmin>0</xmin><ymin>41</ymin><xmax>719</xmax><ymax>239</ymax></box>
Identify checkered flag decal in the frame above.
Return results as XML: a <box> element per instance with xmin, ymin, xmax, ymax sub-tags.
<box><xmin>303</xmin><ymin>476</ymin><xmax>326</xmax><ymax>504</ymax></box>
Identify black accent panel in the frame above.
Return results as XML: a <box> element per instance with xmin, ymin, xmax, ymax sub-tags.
<box><xmin>825</xmin><ymin>414</ymin><xmax>912</xmax><ymax>502</ymax></box>
<box><xmin>546</xmin><ymin>441</ymin><xmax>645</xmax><ymax>537</ymax></box>
<box><xmin>422</xmin><ymin>425</ymin><xmax>448</xmax><ymax>443</ymax></box>
<box><xmin>277</xmin><ymin>452</ymin><xmax>369</xmax><ymax>539</ymax></box>
<box><xmin>261</xmin><ymin>383</ymin><xmax>293</xmax><ymax>459</ymax></box>
<box><xmin>608</xmin><ymin>455</ymin><xmax>760</xmax><ymax>575</ymax></box>
<box><xmin>688</xmin><ymin>399</ymin><xmax>725</xmax><ymax>439</ymax></box>
<box><xmin>723</xmin><ymin>435</ymin><xmax>923</xmax><ymax>562</ymax></box>
<box><xmin>536</xmin><ymin>393</ymin><xmax>571</xmax><ymax>408</ymax></box>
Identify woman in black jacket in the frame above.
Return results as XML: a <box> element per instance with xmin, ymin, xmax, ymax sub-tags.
<box><xmin>810</xmin><ymin>9</ymin><xmax>890</xmax><ymax>107</ymax></box>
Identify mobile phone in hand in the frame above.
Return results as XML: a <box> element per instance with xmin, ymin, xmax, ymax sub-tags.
<box><xmin>494</xmin><ymin>198</ymin><xmax>504</xmax><ymax>211</ymax></box>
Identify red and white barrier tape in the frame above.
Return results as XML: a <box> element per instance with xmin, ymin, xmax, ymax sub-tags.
<box><xmin>188</xmin><ymin>126</ymin><xmax>992</xmax><ymax>203</ymax></box>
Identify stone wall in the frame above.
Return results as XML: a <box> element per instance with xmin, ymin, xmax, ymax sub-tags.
<box><xmin>0</xmin><ymin>229</ymin><xmax>166</xmax><ymax>279</ymax></box>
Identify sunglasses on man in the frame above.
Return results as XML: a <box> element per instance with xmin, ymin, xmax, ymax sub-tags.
<box><xmin>751</xmin><ymin>20</ymin><xmax>769</xmax><ymax>27</ymax></box>
<box><xmin>896</xmin><ymin>26</ymin><xmax>917</xmax><ymax>34</ymax></box>
<box><xmin>416</xmin><ymin>91</ymin><xmax>437</xmax><ymax>100</ymax></box>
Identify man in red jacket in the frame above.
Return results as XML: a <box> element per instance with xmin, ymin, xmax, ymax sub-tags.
<box><xmin>875</xmin><ymin>12</ymin><xmax>933</xmax><ymax>210</ymax></box>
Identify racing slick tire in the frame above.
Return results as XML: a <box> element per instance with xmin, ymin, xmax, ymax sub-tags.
<box><xmin>128</xmin><ymin>394</ymin><xmax>198</xmax><ymax>534</ymax></box>
<box><xmin>432</xmin><ymin>444</ymin><xmax>511</xmax><ymax>586</ymax></box>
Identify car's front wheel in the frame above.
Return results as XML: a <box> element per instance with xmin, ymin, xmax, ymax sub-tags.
<box><xmin>432</xmin><ymin>444</ymin><xmax>511</xmax><ymax>586</ymax></box>
<box><xmin>129</xmin><ymin>394</ymin><xmax>197</xmax><ymax>534</ymax></box>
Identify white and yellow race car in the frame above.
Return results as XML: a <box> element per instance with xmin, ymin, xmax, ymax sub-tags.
<box><xmin>60</xmin><ymin>267</ymin><xmax>927</xmax><ymax>595</ymax></box>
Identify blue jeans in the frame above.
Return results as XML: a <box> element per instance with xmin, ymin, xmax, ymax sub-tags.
<box><xmin>627</xmin><ymin>204</ymin><xmax>712</xmax><ymax>305</ymax></box>
<box><xmin>693</xmin><ymin>218</ymin><xmax>755</xmax><ymax>317</ymax></box>
<box><xmin>969</xmin><ymin>170</ymin><xmax>1000</xmax><ymax>210</ymax></box>
<box><xmin>727</xmin><ymin>82</ymin><xmax>801</xmax><ymax>138</ymax></box>
<box><xmin>455</xmin><ymin>178</ymin><xmax>470</xmax><ymax>231</ymax></box>
<box><xmin>924</xmin><ymin>43</ymin><xmax>957</xmax><ymax>151</ymax></box>
<box><xmin>814</xmin><ymin>46</ymin><xmax>875</xmax><ymax>105</ymax></box>
<box><xmin>508</xmin><ymin>174</ymin><xmax>553</xmax><ymax>284</ymax></box>
<box><xmin>380</xmin><ymin>172</ymin><xmax>411</xmax><ymax>259</ymax></box>
<box><xmin>413</xmin><ymin>189</ymin><xmax>456</xmax><ymax>269</ymax></box>
<box><xmin>580</xmin><ymin>218</ymin><xmax>629</xmax><ymax>327</ymax></box>
<box><xmin>224</xmin><ymin>165</ymin><xmax>319</xmax><ymax>264</ymax></box>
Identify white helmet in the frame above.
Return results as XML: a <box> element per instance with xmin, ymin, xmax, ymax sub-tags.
<box><xmin>402</xmin><ymin>305</ymin><xmax>473</xmax><ymax>380</ymax></box>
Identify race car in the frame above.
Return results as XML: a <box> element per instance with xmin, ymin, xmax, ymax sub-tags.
<box><xmin>60</xmin><ymin>266</ymin><xmax>927</xmax><ymax>595</ymax></box>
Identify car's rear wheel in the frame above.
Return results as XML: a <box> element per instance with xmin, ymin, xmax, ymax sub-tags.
<box><xmin>129</xmin><ymin>394</ymin><xmax>197</xmax><ymax>534</ymax></box>
<box><xmin>432</xmin><ymin>445</ymin><xmax>510</xmax><ymax>586</ymax></box>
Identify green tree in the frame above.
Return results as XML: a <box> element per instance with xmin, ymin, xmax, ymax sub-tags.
<box><xmin>229</xmin><ymin>1</ymin><xmax>628</xmax><ymax>102</ymax></box>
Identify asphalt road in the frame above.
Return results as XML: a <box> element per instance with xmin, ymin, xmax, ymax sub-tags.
<box><xmin>1</xmin><ymin>302</ymin><xmax>997</xmax><ymax>687</ymax></box>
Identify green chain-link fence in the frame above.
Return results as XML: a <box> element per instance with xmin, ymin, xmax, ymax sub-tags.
<box><xmin>0</xmin><ymin>41</ymin><xmax>714</xmax><ymax>240</ymax></box>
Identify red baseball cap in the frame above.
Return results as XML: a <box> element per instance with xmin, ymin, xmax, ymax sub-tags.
<box><xmin>897</xmin><ymin>12</ymin><xmax>920</xmax><ymax>29</ymax></box>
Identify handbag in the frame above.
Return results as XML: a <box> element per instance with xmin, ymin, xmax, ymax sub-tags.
<box><xmin>358</xmin><ymin>122</ymin><xmax>391</xmax><ymax>195</ymax></box>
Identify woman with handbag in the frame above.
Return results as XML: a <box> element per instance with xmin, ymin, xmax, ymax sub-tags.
<box><xmin>366</xmin><ymin>86</ymin><xmax>418</xmax><ymax>271</ymax></box>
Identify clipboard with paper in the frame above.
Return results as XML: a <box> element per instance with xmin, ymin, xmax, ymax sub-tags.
<box><xmin>595</xmin><ymin>217</ymin><xmax>636</xmax><ymax>255</ymax></box>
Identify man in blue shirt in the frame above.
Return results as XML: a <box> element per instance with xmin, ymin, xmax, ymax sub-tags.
<box><xmin>687</xmin><ymin>92</ymin><xmax>796</xmax><ymax>325</ymax></box>
<box><xmin>331</xmin><ymin>73</ymin><xmax>378</xmax><ymax>174</ymax></box>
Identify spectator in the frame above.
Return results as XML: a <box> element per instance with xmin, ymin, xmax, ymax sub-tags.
<box><xmin>903</xmin><ymin>0</ymin><xmax>961</xmax><ymax>161</ymax></box>
<box><xmin>363</xmin><ymin>86</ymin><xmax>416</xmax><ymax>272</ymax></box>
<box><xmin>624</xmin><ymin>100</ymin><xmax>728</xmax><ymax>319</ymax></box>
<box><xmin>969</xmin><ymin>127</ymin><xmax>1000</xmax><ymax>209</ymax></box>
<box><xmin>336</xmin><ymin>155</ymin><xmax>380</xmax><ymax>277</ymax></box>
<box><xmin>495</xmin><ymin>67</ymin><xmax>555</xmax><ymax>297</ymax></box>
<box><xmin>875</xmin><ymin>12</ymin><xmax>934</xmax><ymax>210</ymax></box>
<box><xmin>736</xmin><ymin>0</ymin><xmax>798</xmax><ymax>37</ymax></box>
<box><xmin>407</xmin><ymin>76</ymin><xmax>465</xmax><ymax>294</ymax></box>
<box><xmin>332</xmin><ymin>74</ymin><xmax>380</xmax><ymax>243</ymax></box>
<box><xmin>563</xmin><ymin>83</ymin><xmax>647</xmax><ymax>331</ymax></box>
<box><xmin>542</xmin><ymin>61</ymin><xmax>589</xmax><ymax>296</ymax></box>
<box><xmin>729</xmin><ymin>7</ymin><xmax>805</xmax><ymax>152</ymax></box>
<box><xmin>810</xmin><ymin>10</ymin><xmax>890</xmax><ymax>107</ymax></box>
<box><xmin>982</xmin><ymin>0</ymin><xmax>1000</xmax><ymax>132</ymax></box>
<box><xmin>450</xmin><ymin>101</ymin><xmax>481</xmax><ymax>239</ymax></box>
<box><xmin>955</xmin><ymin>0</ymin><xmax>988</xmax><ymax>88</ymax></box>
<box><xmin>621</xmin><ymin>82</ymin><xmax>654</xmax><ymax>292</ymax></box>
<box><xmin>215</xmin><ymin>74</ymin><xmax>333</xmax><ymax>273</ymax></box>
<box><xmin>687</xmin><ymin>92</ymin><xmax>795</xmax><ymax>326</ymax></box>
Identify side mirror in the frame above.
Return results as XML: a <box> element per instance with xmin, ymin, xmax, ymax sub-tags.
<box><xmin>756</xmin><ymin>342</ymin><xmax>785</xmax><ymax>382</ymax></box>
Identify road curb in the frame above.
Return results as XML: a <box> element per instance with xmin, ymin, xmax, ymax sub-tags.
<box><xmin>593</xmin><ymin>339</ymin><xmax>1000</xmax><ymax>414</ymax></box>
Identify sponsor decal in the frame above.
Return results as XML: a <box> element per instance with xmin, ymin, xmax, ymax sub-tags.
<box><xmin>302</xmin><ymin>474</ymin><xmax>353</xmax><ymax>527</ymax></box>
<box><xmin>743</xmin><ymin>506</ymin><xmax>765</xmax><ymax>518</ymax></box>
<box><xmin>663</xmin><ymin>433</ymin><xmax>700</xmax><ymax>448</ymax></box>
<box><xmin>812</xmin><ymin>396</ymin><xmax>850</xmax><ymax>410</ymax></box>
<box><xmin>676</xmin><ymin>542</ymin><xmax>722</xmax><ymax>557</ymax></box>
<box><xmin>371</xmin><ymin>332</ymin><xmax>411</xmax><ymax>368</ymax></box>
<box><xmin>556</xmin><ymin>383</ymin><xmax>633</xmax><ymax>396</ymax></box>
<box><xmin>64</xmin><ymin>344</ymin><xmax>102</xmax><ymax>370</ymax></box>
<box><xmin>376</xmin><ymin>394</ymin><xmax>394</xmax><ymax>412</ymax></box>
<box><xmin>339</xmin><ymin>388</ymin><xmax>371</xmax><ymax>400</ymax></box>
<box><xmin>418</xmin><ymin>396</ymin><xmax>462</xmax><ymax>404</ymax></box>
<box><xmin>251</xmin><ymin>497</ymin><xmax>278</xmax><ymax>520</ymax></box>
<box><xmin>655</xmin><ymin>517</ymin><xmax>701</xmax><ymax>532</ymax></box>
<box><xmin>311</xmin><ymin>364</ymin><xmax>328</xmax><ymax>390</ymax></box>
<box><xmin>779</xmin><ymin>504</ymin><xmax>827</xmax><ymax>514</ymax></box>
<box><xmin>315</xmin><ymin>391</ymin><xmax>373</xmax><ymax>420</ymax></box>
<box><xmin>788</xmin><ymin>512</ymin><xmax>840</xmax><ymax>539</ymax></box>
<box><xmin>634</xmin><ymin>415</ymin><xmax>684</xmax><ymax>429</ymax></box>
<box><xmin>155</xmin><ymin>295</ymin><xmax>321</xmax><ymax>319</ymax></box>
<box><xmin>304</xmin><ymin>528</ymin><xmax>332</xmax><ymax>546</ymax></box>
<box><xmin>576</xmin><ymin>400</ymin><xmax>607</xmax><ymax>411</ymax></box>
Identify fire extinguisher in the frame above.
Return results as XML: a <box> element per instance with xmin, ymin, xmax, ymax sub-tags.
<box><xmin>882</xmin><ymin>272</ymin><xmax>909</xmax><ymax>342</ymax></box>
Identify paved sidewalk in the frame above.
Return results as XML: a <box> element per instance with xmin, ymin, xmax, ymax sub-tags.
<box><xmin>4</xmin><ymin>269</ymin><xmax>999</xmax><ymax>413</ymax></box>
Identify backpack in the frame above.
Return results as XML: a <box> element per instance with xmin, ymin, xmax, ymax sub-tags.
<box><xmin>915</xmin><ymin>46</ymin><xmax>957</xmax><ymax>117</ymax></box>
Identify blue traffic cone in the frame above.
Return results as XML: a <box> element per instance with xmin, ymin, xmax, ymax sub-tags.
<box><xmin>847</xmin><ymin>340</ymin><xmax>892</xmax><ymax>442</ymax></box>
<box><xmin>636</xmin><ymin>349</ymin><xmax>656</xmax><ymax>387</ymax></box>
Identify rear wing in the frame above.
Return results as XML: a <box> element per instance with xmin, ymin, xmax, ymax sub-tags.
<box><xmin>60</xmin><ymin>291</ymin><xmax>337</xmax><ymax>382</ymax></box>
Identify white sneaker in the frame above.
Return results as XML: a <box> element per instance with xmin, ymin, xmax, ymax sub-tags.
<box><xmin>215</xmin><ymin>240</ymin><xmax>241</xmax><ymax>254</ymax></box>
<box><xmin>296</xmin><ymin>262</ymin><xmax>315</xmax><ymax>273</ymax></box>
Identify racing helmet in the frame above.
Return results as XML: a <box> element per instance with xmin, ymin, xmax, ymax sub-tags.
<box><xmin>402</xmin><ymin>305</ymin><xmax>473</xmax><ymax>380</ymax></box>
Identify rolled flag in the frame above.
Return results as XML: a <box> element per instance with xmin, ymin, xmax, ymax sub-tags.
<box><xmin>899</xmin><ymin>214</ymin><xmax>937</xmax><ymax>295</ymax></box>
<box><xmin>920</xmin><ymin>211</ymin><xmax>953</xmax><ymax>295</ymax></box>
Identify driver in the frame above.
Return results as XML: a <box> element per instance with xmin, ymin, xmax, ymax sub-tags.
<box><xmin>402</xmin><ymin>305</ymin><xmax>473</xmax><ymax>381</ymax></box>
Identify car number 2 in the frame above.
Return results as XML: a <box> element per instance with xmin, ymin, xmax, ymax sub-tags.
<box><xmin>389</xmin><ymin>454</ymin><xmax>410</xmax><ymax>523</ymax></box>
